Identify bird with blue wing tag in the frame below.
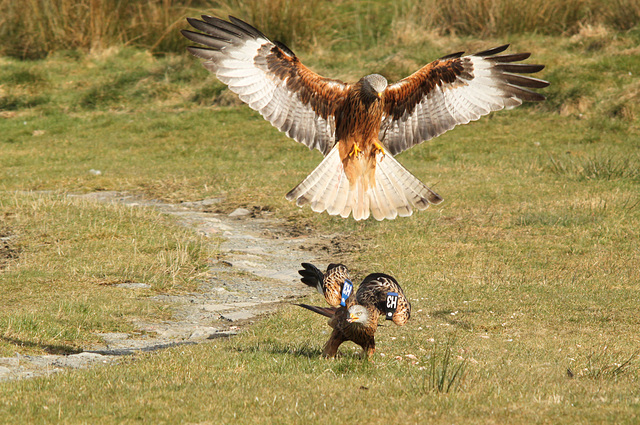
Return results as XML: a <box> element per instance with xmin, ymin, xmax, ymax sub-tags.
<box><xmin>296</xmin><ymin>263</ymin><xmax>411</xmax><ymax>359</ymax></box>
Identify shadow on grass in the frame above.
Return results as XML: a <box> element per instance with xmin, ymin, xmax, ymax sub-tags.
<box><xmin>431</xmin><ymin>309</ymin><xmax>474</xmax><ymax>330</ymax></box>
<box><xmin>233</xmin><ymin>342</ymin><xmax>324</xmax><ymax>359</ymax></box>
<box><xmin>233</xmin><ymin>340</ymin><xmax>372</xmax><ymax>361</ymax></box>
<box><xmin>1</xmin><ymin>335</ymin><xmax>82</xmax><ymax>355</ymax></box>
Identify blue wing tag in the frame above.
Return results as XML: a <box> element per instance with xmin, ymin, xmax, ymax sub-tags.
<box><xmin>385</xmin><ymin>292</ymin><xmax>399</xmax><ymax>320</ymax></box>
<box><xmin>340</xmin><ymin>279</ymin><xmax>353</xmax><ymax>307</ymax></box>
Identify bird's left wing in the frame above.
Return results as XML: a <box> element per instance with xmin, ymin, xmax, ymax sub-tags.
<box><xmin>380</xmin><ymin>45</ymin><xmax>549</xmax><ymax>155</ymax></box>
<box><xmin>182</xmin><ymin>16</ymin><xmax>350</xmax><ymax>155</ymax></box>
<box><xmin>356</xmin><ymin>273</ymin><xmax>411</xmax><ymax>326</ymax></box>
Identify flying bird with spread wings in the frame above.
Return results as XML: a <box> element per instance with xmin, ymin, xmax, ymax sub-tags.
<box><xmin>296</xmin><ymin>263</ymin><xmax>411</xmax><ymax>359</ymax></box>
<box><xmin>182</xmin><ymin>16</ymin><xmax>549</xmax><ymax>221</ymax></box>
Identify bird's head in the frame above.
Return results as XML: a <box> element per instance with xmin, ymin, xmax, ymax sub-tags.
<box><xmin>346</xmin><ymin>304</ymin><xmax>370</xmax><ymax>325</ymax></box>
<box><xmin>361</xmin><ymin>74</ymin><xmax>388</xmax><ymax>101</ymax></box>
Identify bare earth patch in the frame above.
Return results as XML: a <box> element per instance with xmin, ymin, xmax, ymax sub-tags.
<box><xmin>0</xmin><ymin>191</ymin><xmax>345</xmax><ymax>381</ymax></box>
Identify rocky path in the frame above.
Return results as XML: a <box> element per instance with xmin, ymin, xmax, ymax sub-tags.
<box><xmin>0</xmin><ymin>192</ymin><xmax>343</xmax><ymax>381</ymax></box>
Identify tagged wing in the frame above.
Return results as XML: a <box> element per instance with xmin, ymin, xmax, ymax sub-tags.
<box><xmin>381</xmin><ymin>45</ymin><xmax>549</xmax><ymax>155</ymax></box>
<box><xmin>356</xmin><ymin>273</ymin><xmax>411</xmax><ymax>326</ymax></box>
<box><xmin>322</xmin><ymin>263</ymin><xmax>352</xmax><ymax>307</ymax></box>
<box><xmin>182</xmin><ymin>15</ymin><xmax>350</xmax><ymax>155</ymax></box>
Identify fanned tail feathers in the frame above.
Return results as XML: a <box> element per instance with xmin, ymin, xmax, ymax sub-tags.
<box><xmin>298</xmin><ymin>263</ymin><xmax>325</xmax><ymax>296</ymax></box>
<box><xmin>286</xmin><ymin>146</ymin><xmax>442</xmax><ymax>221</ymax></box>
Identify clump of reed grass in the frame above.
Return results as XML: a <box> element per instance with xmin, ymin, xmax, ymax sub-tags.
<box><xmin>409</xmin><ymin>339</ymin><xmax>467</xmax><ymax>394</ymax></box>
<box><xmin>568</xmin><ymin>348</ymin><xmax>638</xmax><ymax>381</ymax></box>
<box><xmin>547</xmin><ymin>154</ymin><xmax>640</xmax><ymax>182</ymax></box>
<box><xmin>0</xmin><ymin>0</ymin><xmax>195</xmax><ymax>59</ymax></box>
<box><xmin>1</xmin><ymin>0</ymin><xmax>638</xmax><ymax>59</ymax></box>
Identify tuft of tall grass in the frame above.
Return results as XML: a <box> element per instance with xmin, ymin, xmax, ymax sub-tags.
<box><xmin>547</xmin><ymin>154</ymin><xmax>640</xmax><ymax>182</ymax></box>
<box><xmin>569</xmin><ymin>348</ymin><xmax>639</xmax><ymax>381</ymax></box>
<box><xmin>1</xmin><ymin>0</ymin><xmax>639</xmax><ymax>58</ymax></box>
<box><xmin>409</xmin><ymin>339</ymin><xmax>467</xmax><ymax>394</ymax></box>
<box><xmin>0</xmin><ymin>0</ymin><xmax>196</xmax><ymax>59</ymax></box>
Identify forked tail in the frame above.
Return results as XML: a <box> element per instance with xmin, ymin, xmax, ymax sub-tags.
<box><xmin>286</xmin><ymin>146</ymin><xmax>443</xmax><ymax>220</ymax></box>
<box><xmin>295</xmin><ymin>303</ymin><xmax>338</xmax><ymax>319</ymax></box>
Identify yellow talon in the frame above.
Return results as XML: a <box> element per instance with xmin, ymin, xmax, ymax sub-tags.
<box><xmin>373</xmin><ymin>141</ymin><xmax>386</xmax><ymax>158</ymax></box>
<box><xmin>349</xmin><ymin>144</ymin><xmax>362</xmax><ymax>158</ymax></box>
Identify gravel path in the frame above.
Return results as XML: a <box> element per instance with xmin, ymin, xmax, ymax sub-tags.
<box><xmin>0</xmin><ymin>192</ymin><xmax>345</xmax><ymax>381</ymax></box>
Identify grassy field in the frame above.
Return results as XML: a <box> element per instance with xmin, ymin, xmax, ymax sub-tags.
<box><xmin>1</xmin><ymin>2</ymin><xmax>640</xmax><ymax>423</ymax></box>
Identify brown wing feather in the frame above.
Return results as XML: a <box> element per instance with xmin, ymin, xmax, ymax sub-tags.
<box><xmin>182</xmin><ymin>15</ymin><xmax>350</xmax><ymax>155</ymax></box>
<box><xmin>355</xmin><ymin>273</ymin><xmax>411</xmax><ymax>326</ymax></box>
<box><xmin>380</xmin><ymin>44</ymin><xmax>549</xmax><ymax>155</ymax></box>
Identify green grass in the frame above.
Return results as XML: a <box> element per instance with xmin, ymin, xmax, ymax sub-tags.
<box><xmin>1</xmin><ymin>10</ymin><xmax>639</xmax><ymax>424</ymax></box>
<box><xmin>0</xmin><ymin>193</ymin><xmax>210</xmax><ymax>356</ymax></box>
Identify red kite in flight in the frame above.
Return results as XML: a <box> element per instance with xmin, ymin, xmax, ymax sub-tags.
<box><xmin>296</xmin><ymin>263</ymin><xmax>411</xmax><ymax>359</ymax></box>
<box><xmin>182</xmin><ymin>16</ymin><xmax>548</xmax><ymax>220</ymax></box>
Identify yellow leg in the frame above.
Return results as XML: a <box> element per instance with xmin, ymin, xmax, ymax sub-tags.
<box><xmin>349</xmin><ymin>144</ymin><xmax>362</xmax><ymax>158</ymax></box>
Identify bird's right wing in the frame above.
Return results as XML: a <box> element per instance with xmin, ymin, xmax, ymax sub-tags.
<box><xmin>182</xmin><ymin>15</ymin><xmax>350</xmax><ymax>155</ymax></box>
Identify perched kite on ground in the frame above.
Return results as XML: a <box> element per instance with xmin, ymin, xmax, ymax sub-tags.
<box><xmin>182</xmin><ymin>15</ymin><xmax>549</xmax><ymax>221</ymax></box>
<box><xmin>296</xmin><ymin>263</ymin><xmax>411</xmax><ymax>359</ymax></box>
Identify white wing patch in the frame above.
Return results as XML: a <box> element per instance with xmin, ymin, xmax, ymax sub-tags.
<box><xmin>381</xmin><ymin>52</ymin><xmax>547</xmax><ymax>155</ymax></box>
<box><xmin>183</xmin><ymin>19</ymin><xmax>346</xmax><ymax>156</ymax></box>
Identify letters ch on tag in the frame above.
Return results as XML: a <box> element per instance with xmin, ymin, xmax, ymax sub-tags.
<box><xmin>385</xmin><ymin>292</ymin><xmax>399</xmax><ymax>320</ymax></box>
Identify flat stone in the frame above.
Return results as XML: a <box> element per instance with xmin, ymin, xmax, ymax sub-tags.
<box><xmin>220</xmin><ymin>311</ymin><xmax>255</xmax><ymax>322</ymax></box>
<box><xmin>201</xmin><ymin>304</ymin><xmax>230</xmax><ymax>312</ymax></box>
<box><xmin>232</xmin><ymin>302</ymin><xmax>259</xmax><ymax>308</ymax></box>
<box><xmin>188</xmin><ymin>327</ymin><xmax>219</xmax><ymax>340</ymax></box>
<box><xmin>56</xmin><ymin>352</ymin><xmax>109</xmax><ymax>368</ymax></box>
<box><xmin>229</xmin><ymin>208</ymin><xmax>250</xmax><ymax>217</ymax></box>
<box><xmin>96</xmin><ymin>332</ymin><xmax>130</xmax><ymax>343</ymax></box>
<box><xmin>0</xmin><ymin>358</ymin><xmax>19</xmax><ymax>367</ymax></box>
<box><xmin>181</xmin><ymin>199</ymin><xmax>223</xmax><ymax>208</ymax></box>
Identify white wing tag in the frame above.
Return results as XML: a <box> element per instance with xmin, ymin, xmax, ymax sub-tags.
<box><xmin>385</xmin><ymin>292</ymin><xmax>399</xmax><ymax>320</ymax></box>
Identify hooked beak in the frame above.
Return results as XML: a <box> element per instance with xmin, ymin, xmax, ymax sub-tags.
<box><xmin>347</xmin><ymin>313</ymin><xmax>357</xmax><ymax>323</ymax></box>
<box><xmin>377</xmin><ymin>92</ymin><xmax>383</xmax><ymax>99</ymax></box>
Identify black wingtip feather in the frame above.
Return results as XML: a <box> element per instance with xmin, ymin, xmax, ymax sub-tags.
<box><xmin>489</xmin><ymin>52</ymin><xmax>532</xmax><ymax>63</ymax></box>
<box><xmin>228</xmin><ymin>15</ymin><xmax>268</xmax><ymax>39</ymax></box>
<box><xmin>439</xmin><ymin>51</ymin><xmax>465</xmax><ymax>60</ymax></box>
<box><xmin>504</xmin><ymin>73</ymin><xmax>550</xmax><ymax>89</ymax></box>
<box><xmin>274</xmin><ymin>40</ymin><xmax>296</xmax><ymax>58</ymax></box>
<box><xmin>507</xmin><ymin>85</ymin><xmax>547</xmax><ymax>102</ymax></box>
<box><xmin>474</xmin><ymin>44</ymin><xmax>510</xmax><ymax>57</ymax></box>
<box><xmin>185</xmin><ymin>46</ymin><xmax>218</xmax><ymax>59</ymax></box>
<box><xmin>496</xmin><ymin>63</ymin><xmax>546</xmax><ymax>74</ymax></box>
<box><xmin>181</xmin><ymin>30</ymin><xmax>224</xmax><ymax>47</ymax></box>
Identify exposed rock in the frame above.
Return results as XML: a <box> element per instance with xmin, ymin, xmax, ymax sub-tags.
<box><xmin>229</xmin><ymin>207</ymin><xmax>251</xmax><ymax>217</ymax></box>
<box><xmin>2</xmin><ymin>191</ymin><xmax>343</xmax><ymax>382</ymax></box>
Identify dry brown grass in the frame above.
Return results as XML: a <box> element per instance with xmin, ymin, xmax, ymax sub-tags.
<box><xmin>0</xmin><ymin>0</ymin><xmax>196</xmax><ymax>58</ymax></box>
<box><xmin>1</xmin><ymin>0</ymin><xmax>638</xmax><ymax>58</ymax></box>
